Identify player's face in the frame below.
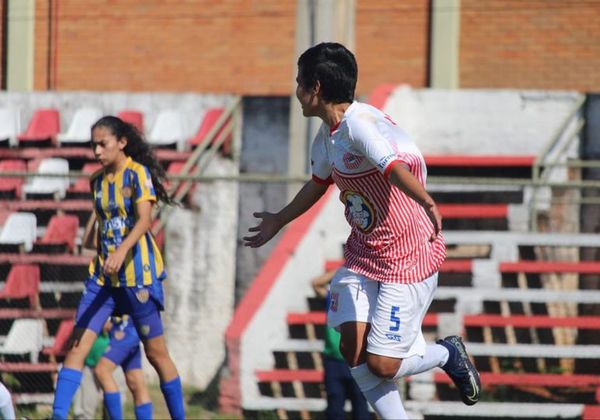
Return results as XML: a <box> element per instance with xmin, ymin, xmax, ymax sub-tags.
<box><xmin>295</xmin><ymin>70</ymin><xmax>318</xmax><ymax>117</ymax></box>
<box><xmin>92</xmin><ymin>126</ymin><xmax>127</xmax><ymax>170</ymax></box>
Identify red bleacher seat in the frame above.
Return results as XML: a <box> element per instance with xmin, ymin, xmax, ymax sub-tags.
<box><xmin>188</xmin><ymin>108</ymin><xmax>232</xmax><ymax>155</ymax></box>
<box><xmin>118</xmin><ymin>110</ymin><xmax>144</xmax><ymax>132</ymax></box>
<box><xmin>500</xmin><ymin>261</ymin><xmax>600</xmax><ymax>274</ymax></box>
<box><xmin>438</xmin><ymin>204</ymin><xmax>508</xmax><ymax>219</ymax></box>
<box><xmin>0</xmin><ymin>264</ymin><xmax>40</xmax><ymax>308</ymax></box>
<box><xmin>424</xmin><ymin>155</ymin><xmax>536</xmax><ymax>167</ymax></box>
<box><xmin>36</xmin><ymin>214</ymin><xmax>80</xmax><ymax>253</ymax></box>
<box><xmin>463</xmin><ymin>314</ymin><xmax>600</xmax><ymax>329</ymax></box>
<box><xmin>17</xmin><ymin>109</ymin><xmax>60</xmax><ymax>146</ymax></box>
<box><xmin>42</xmin><ymin>318</ymin><xmax>74</xmax><ymax>357</ymax></box>
<box><xmin>69</xmin><ymin>162</ymin><xmax>101</xmax><ymax>194</ymax></box>
<box><xmin>0</xmin><ymin>362</ymin><xmax>57</xmax><ymax>373</ymax></box>
<box><xmin>0</xmin><ymin>159</ymin><xmax>26</xmax><ymax>198</ymax></box>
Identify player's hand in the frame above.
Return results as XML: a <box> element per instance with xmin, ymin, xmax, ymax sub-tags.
<box><xmin>243</xmin><ymin>212</ymin><xmax>283</xmax><ymax>248</ymax></box>
<box><xmin>424</xmin><ymin>203</ymin><xmax>442</xmax><ymax>241</ymax></box>
<box><xmin>104</xmin><ymin>248</ymin><xmax>127</xmax><ymax>275</ymax></box>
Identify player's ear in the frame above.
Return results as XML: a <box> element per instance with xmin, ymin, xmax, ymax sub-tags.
<box><xmin>117</xmin><ymin>136</ymin><xmax>128</xmax><ymax>151</ymax></box>
<box><xmin>313</xmin><ymin>80</ymin><xmax>321</xmax><ymax>96</ymax></box>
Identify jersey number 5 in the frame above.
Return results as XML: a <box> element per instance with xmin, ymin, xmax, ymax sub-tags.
<box><xmin>389</xmin><ymin>306</ymin><xmax>400</xmax><ymax>331</ymax></box>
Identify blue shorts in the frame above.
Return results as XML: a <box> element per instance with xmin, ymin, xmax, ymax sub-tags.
<box><xmin>103</xmin><ymin>343</ymin><xmax>142</xmax><ymax>372</ymax></box>
<box><xmin>75</xmin><ymin>280</ymin><xmax>164</xmax><ymax>340</ymax></box>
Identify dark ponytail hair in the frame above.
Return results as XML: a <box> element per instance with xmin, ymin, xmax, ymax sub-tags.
<box><xmin>91</xmin><ymin>116</ymin><xmax>173</xmax><ymax>205</ymax></box>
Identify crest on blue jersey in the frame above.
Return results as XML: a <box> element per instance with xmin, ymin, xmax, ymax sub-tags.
<box><xmin>342</xmin><ymin>191</ymin><xmax>376</xmax><ymax>233</ymax></box>
<box><xmin>121</xmin><ymin>186</ymin><xmax>132</xmax><ymax>198</ymax></box>
<box><xmin>136</xmin><ymin>289</ymin><xmax>150</xmax><ymax>304</ymax></box>
<box><xmin>140</xmin><ymin>325</ymin><xmax>151</xmax><ymax>337</ymax></box>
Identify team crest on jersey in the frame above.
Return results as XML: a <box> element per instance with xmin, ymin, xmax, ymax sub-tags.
<box><xmin>342</xmin><ymin>191</ymin><xmax>376</xmax><ymax>233</ymax></box>
<box><xmin>343</xmin><ymin>153</ymin><xmax>364</xmax><ymax>170</ymax></box>
<box><xmin>140</xmin><ymin>324</ymin><xmax>151</xmax><ymax>337</ymax></box>
<box><xmin>330</xmin><ymin>292</ymin><xmax>339</xmax><ymax>312</ymax></box>
<box><xmin>136</xmin><ymin>289</ymin><xmax>150</xmax><ymax>303</ymax></box>
<box><xmin>114</xmin><ymin>330</ymin><xmax>125</xmax><ymax>341</ymax></box>
<box><xmin>121</xmin><ymin>186</ymin><xmax>132</xmax><ymax>198</ymax></box>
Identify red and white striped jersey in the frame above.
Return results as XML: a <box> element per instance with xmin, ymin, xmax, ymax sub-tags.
<box><xmin>311</xmin><ymin>101</ymin><xmax>446</xmax><ymax>284</ymax></box>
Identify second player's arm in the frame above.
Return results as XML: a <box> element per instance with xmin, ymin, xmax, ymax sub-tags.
<box><xmin>243</xmin><ymin>179</ymin><xmax>329</xmax><ymax>248</ymax></box>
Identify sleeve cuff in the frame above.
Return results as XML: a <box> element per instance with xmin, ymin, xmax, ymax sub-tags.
<box><xmin>312</xmin><ymin>174</ymin><xmax>334</xmax><ymax>185</ymax></box>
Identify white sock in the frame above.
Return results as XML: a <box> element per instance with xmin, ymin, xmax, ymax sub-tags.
<box><xmin>393</xmin><ymin>344</ymin><xmax>449</xmax><ymax>380</ymax></box>
<box><xmin>351</xmin><ymin>363</ymin><xmax>408</xmax><ymax>420</ymax></box>
<box><xmin>0</xmin><ymin>382</ymin><xmax>15</xmax><ymax>420</ymax></box>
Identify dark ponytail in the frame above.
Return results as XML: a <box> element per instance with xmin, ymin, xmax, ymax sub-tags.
<box><xmin>91</xmin><ymin>116</ymin><xmax>174</xmax><ymax>206</ymax></box>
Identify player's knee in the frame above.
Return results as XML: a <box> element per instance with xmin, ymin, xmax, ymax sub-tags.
<box><xmin>126</xmin><ymin>378</ymin><xmax>139</xmax><ymax>394</ymax></box>
<box><xmin>366</xmin><ymin>354</ymin><xmax>401</xmax><ymax>379</ymax></box>
<box><xmin>94</xmin><ymin>364</ymin><xmax>109</xmax><ymax>381</ymax></box>
<box><xmin>145</xmin><ymin>347</ymin><xmax>168</xmax><ymax>367</ymax></box>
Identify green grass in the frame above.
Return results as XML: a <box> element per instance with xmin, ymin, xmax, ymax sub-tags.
<box><xmin>15</xmin><ymin>383</ymin><xmax>239</xmax><ymax>419</ymax></box>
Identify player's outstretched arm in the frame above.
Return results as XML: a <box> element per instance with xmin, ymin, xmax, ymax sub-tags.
<box><xmin>389</xmin><ymin>163</ymin><xmax>442</xmax><ymax>241</ymax></box>
<box><xmin>243</xmin><ymin>179</ymin><xmax>329</xmax><ymax>248</ymax></box>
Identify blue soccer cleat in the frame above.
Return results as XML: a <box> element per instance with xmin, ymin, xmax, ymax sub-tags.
<box><xmin>437</xmin><ymin>335</ymin><xmax>481</xmax><ymax>405</ymax></box>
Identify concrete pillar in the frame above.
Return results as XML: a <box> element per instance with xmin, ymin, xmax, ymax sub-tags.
<box><xmin>7</xmin><ymin>0</ymin><xmax>35</xmax><ymax>91</ymax></box>
<box><xmin>430</xmin><ymin>0</ymin><xmax>461</xmax><ymax>89</ymax></box>
<box><xmin>288</xmin><ymin>0</ymin><xmax>356</xmax><ymax>200</ymax></box>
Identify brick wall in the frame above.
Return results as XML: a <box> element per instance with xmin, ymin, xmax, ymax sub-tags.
<box><xmin>33</xmin><ymin>0</ymin><xmax>296</xmax><ymax>95</ymax></box>
<box><xmin>27</xmin><ymin>1</ymin><xmax>600</xmax><ymax>95</ymax></box>
<box><xmin>355</xmin><ymin>0</ymin><xmax>430</xmax><ymax>94</ymax></box>
<box><xmin>460</xmin><ymin>0</ymin><xmax>600</xmax><ymax>91</ymax></box>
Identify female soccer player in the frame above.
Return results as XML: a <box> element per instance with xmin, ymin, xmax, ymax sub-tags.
<box><xmin>244</xmin><ymin>43</ymin><xmax>481</xmax><ymax>419</ymax></box>
<box><xmin>52</xmin><ymin>116</ymin><xmax>184</xmax><ymax>420</ymax></box>
<box><xmin>95</xmin><ymin>316</ymin><xmax>152</xmax><ymax>420</ymax></box>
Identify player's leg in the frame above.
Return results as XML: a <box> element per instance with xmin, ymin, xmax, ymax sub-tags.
<box><xmin>368</xmin><ymin>272</ymin><xmax>480</xmax><ymax>406</ymax></box>
<box><xmin>343</xmin><ymin>272</ymin><xmax>442</xmax><ymax>419</ymax></box>
<box><xmin>366</xmin><ymin>272</ymin><xmax>448</xmax><ymax>379</ymax></box>
<box><xmin>73</xmin><ymin>365</ymin><xmax>102</xmax><ymax>419</ymax></box>
<box><xmin>343</xmin><ymin>364</ymin><xmax>371</xmax><ymax>419</ymax></box>
<box><xmin>53</xmin><ymin>282</ymin><xmax>114</xmax><ymax>419</ymax></box>
<box><xmin>95</xmin><ymin>354</ymin><xmax>123</xmax><ymax>420</ymax></box>
<box><xmin>121</xmin><ymin>345</ymin><xmax>152</xmax><ymax>419</ymax></box>
<box><xmin>118</xmin><ymin>286</ymin><xmax>184</xmax><ymax>420</ymax></box>
<box><xmin>323</xmin><ymin>356</ymin><xmax>347</xmax><ymax>420</ymax></box>
<box><xmin>327</xmin><ymin>268</ymin><xmax>401</xmax><ymax>417</ymax></box>
<box><xmin>141</xmin><ymin>333</ymin><xmax>184</xmax><ymax>419</ymax></box>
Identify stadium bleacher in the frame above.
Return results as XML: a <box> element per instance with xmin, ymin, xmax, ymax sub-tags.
<box><xmin>223</xmin><ymin>143</ymin><xmax>600</xmax><ymax>419</ymax></box>
<box><xmin>0</xmin><ymin>104</ymin><xmax>230</xmax><ymax>410</ymax></box>
<box><xmin>17</xmin><ymin>109</ymin><xmax>60</xmax><ymax>148</ymax></box>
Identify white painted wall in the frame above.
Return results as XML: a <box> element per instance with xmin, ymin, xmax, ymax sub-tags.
<box><xmin>383</xmin><ymin>87</ymin><xmax>582</xmax><ymax>156</ymax></box>
<box><xmin>162</xmin><ymin>158</ymin><xmax>239</xmax><ymax>388</ymax></box>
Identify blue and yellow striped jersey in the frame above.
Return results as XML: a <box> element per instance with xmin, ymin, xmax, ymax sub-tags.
<box><xmin>87</xmin><ymin>157</ymin><xmax>166</xmax><ymax>287</ymax></box>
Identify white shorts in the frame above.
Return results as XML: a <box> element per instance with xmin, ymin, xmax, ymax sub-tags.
<box><xmin>327</xmin><ymin>267</ymin><xmax>438</xmax><ymax>359</ymax></box>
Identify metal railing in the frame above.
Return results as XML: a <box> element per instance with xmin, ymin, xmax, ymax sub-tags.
<box><xmin>529</xmin><ymin>95</ymin><xmax>587</xmax><ymax>231</ymax></box>
<box><xmin>152</xmin><ymin>97</ymin><xmax>242</xmax><ymax>234</ymax></box>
